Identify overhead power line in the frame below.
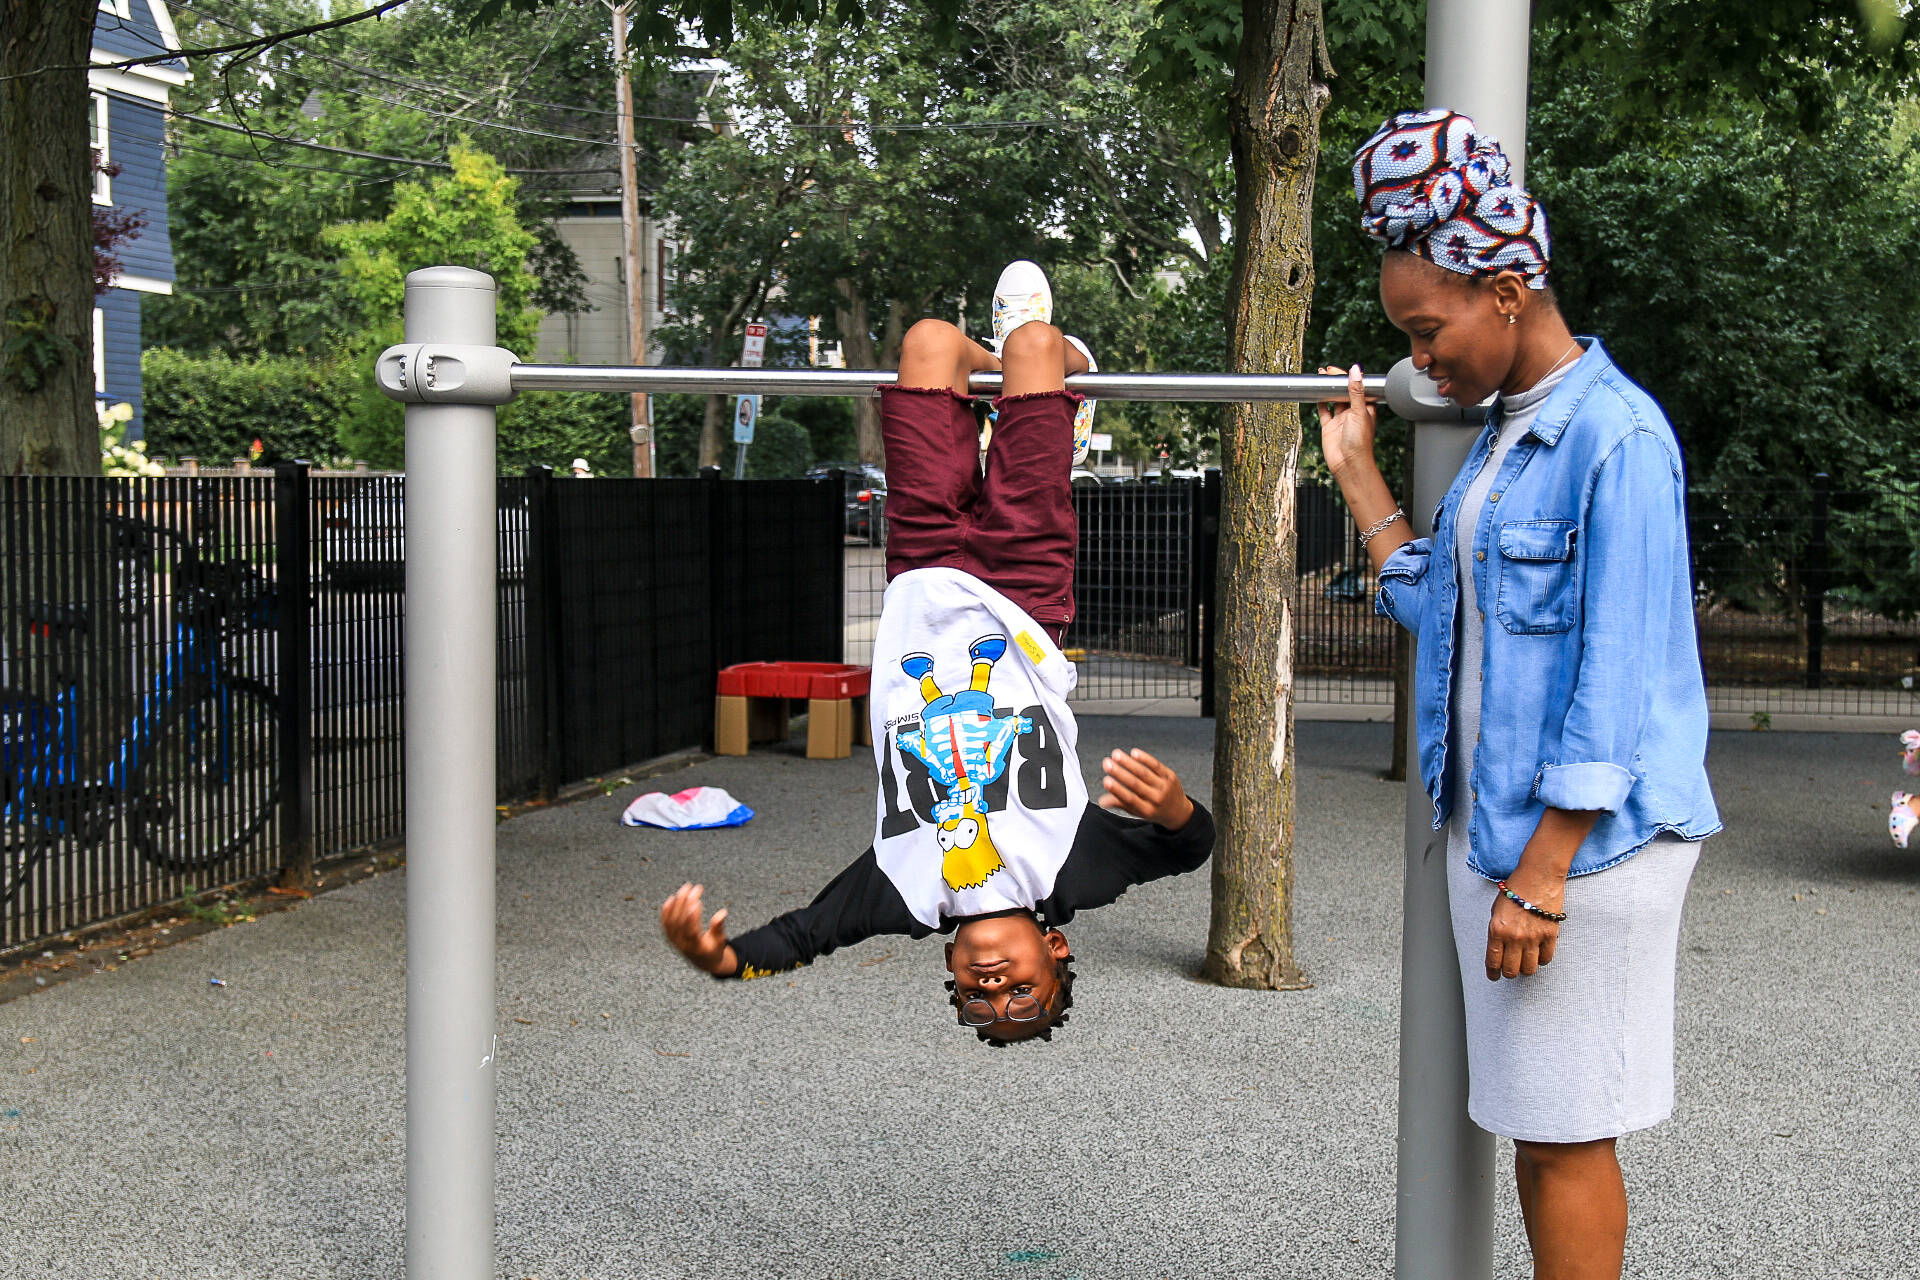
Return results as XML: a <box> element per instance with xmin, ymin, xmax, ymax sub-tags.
<box><xmin>168</xmin><ymin>108</ymin><xmax>620</xmax><ymax>176</ymax></box>
<box><xmin>2</xmin><ymin>0</ymin><xmax>413</xmax><ymax>82</ymax></box>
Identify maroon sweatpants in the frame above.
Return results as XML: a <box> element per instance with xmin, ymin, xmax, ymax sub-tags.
<box><xmin>879</xmin><ymin>385</ymin><xmax>1079</xmax><ymax>638</ymax></box>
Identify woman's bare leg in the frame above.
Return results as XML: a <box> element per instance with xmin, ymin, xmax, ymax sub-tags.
<box><xmin>998</xmin><ymin>321</ymin><xmax>1089</xmax><ymax>396</ymax></box>
<box><xmin>1513</xmin><ymin>1138</ymin><xmax>1627</xmax><ymax>1280</ymax></box>
<box><xmin>896</xmin><ymin>318</ymin><xmax>999</xmax><ymax>395</ymax></box>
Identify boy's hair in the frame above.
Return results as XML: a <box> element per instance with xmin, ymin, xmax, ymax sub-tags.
<box><xmin>945</xmin><ymin>953</ymin><xmax>1077</xmax><ymax>1048</ymax></box>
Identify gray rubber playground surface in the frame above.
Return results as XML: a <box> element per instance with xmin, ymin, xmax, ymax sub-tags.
<box><xmin>2</xmin><ymin>721</ymin><xmax>1914</xmax><ymax>1279</ymax></box>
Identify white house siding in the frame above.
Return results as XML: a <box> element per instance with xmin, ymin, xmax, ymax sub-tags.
<box><xmin>533</xmin><ymin>200</ymin><xmax>671</xmax><ymax>365</ymax></box>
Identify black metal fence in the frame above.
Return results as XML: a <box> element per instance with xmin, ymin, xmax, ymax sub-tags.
<box><xmin>9</xmin><ymin>464</ymin><xmax>1910</xmax><ymax>951</ymax></box>
<box><xmin>842</xmin><ymin>474</ymin><xmax>1920</xmax><ymax>720</ymax></box>
<box><xmin>1688</xmin><ymin>479</ymin><xmax>1920</xmax><ymax>717</ymax></box>
<box><xmin>2</xmin><ymin>475</ymin><xmax>284</xmax><ymax>948</ymax></box>
<box><xmin>2</xmin><ymin>469</ymin><xmax>841</xmax><ymax>952</ymax></box>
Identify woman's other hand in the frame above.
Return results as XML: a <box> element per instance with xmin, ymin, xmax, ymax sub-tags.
<box><xmin>1486</xmin><ymin>809</ymin><xmax>1597</xmax><ymax>980</ymax></box>
<box><xmin>1485</xmin><ymin>880</ymin><xmax>1563</xmax><ymax>980</ymax></box>
<box><xmin>660</xmin><ymin>882</ymin><xmax>739</xmax><ymax>976</ymax></box>
<box><xmin>1316</xmin><ymin>363</ymin><xmax>1378</xmax><ymax>478</ymax></box>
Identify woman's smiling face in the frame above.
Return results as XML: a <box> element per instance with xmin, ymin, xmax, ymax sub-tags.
<box><xmin>1378</xmin><ymin>250</ymin><xmax>1522</xmax><ymax>406</ymax></box>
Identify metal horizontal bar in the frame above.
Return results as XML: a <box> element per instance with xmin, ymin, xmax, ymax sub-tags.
<box><xmin>509</xmin><ymin>363</ymin><xmax>1388</xmax><ymax>403</ymax></box>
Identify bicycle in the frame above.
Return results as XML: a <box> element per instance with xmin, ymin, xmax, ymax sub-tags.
<box><xmin>1</xmin><ymin>514</ymin><xmax>280</xmax><ymax>906</ymax></box>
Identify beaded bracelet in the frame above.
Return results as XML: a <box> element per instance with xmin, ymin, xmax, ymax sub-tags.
<box><xmin>1496</xmin><ymin>880</ymin><xmax>1567</xmax><ymax>923</ymax></box>
<box><xmin>1358</xmin><ymin>508</ymin><xmax>1406</xmax><ymax>548</ymax></box>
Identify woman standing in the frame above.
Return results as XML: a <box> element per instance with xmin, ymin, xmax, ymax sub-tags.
<box><xmin>1318</xmin><ymin>110</ymin><xmax>1722</xmax><ymax>1280</ymax></box>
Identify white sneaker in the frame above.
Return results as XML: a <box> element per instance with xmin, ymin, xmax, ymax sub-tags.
<box><xmin>1064</xmin><ymin>334</ymin><xmax>1097</xmax><ymax>465</ymax></box>
<box><xmin>991</xmin><ymin>260</ymin><xmax>1052</xmax><ymax>351</ymax></box>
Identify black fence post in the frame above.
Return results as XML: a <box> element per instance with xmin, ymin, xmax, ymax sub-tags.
<box><xmin>1184</xmin><ymin>478</ymin><xmax>1204</xmax><ymax>669</ymax></box>
<box><xmin>522</xmin><ymin>465</ymin><xmax>565</xmax><ymax>798</ymax></box>
<box><xmin>825</xmin><ymin>469</ymin><xmax>847</xmax><ymax>664</ymax></box>
<box><xmin>702</xmin><ymin>466</ymin><xmax>728</xmax><ymax>749</ymax></box>
<box><xmin>1806</xmin><ymin>472</ymin><xmax>1830</xmax><ymax>691</ymax></box>
<box><xmin>1199</xmin><ymin>468</ymin><xmax>1222</xmax><ymax>718</ymax></box>
<box><xmin>274</xmin><ymin>460</ymin><xmax>314</xmax><ymax>890</ymax></box>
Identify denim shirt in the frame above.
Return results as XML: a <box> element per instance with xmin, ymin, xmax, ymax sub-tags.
<box><xmin>1375</xmin><ymin>339</ymin><xmax>1722</xmax><ymax>879</ymax></box>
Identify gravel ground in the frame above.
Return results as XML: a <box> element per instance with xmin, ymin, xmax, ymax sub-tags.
<box><xmin>0</xmin><ymin>721</ymin><xmax>1912</xmax><ymax>1279</ymax></box>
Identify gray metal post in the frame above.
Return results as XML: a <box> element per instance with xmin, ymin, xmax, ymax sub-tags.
<box><xmin>401</xmin><ymin>266</ymin><xmax>501</xmax><ymax>1279</ymax></box>
<box><xmin>1392</xmin><ymin>4</ymin><xmax>1532</xmax><ymax>1277</ymax></box>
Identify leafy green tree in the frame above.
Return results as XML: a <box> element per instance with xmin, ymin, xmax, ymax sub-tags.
<box><xmin>327</xmin><ymin>143</ymin><xmax>543</xmax><ymax>469</ymax></box>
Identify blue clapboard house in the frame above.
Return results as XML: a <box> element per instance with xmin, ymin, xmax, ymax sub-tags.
<box><xmin>89</xmin><ymin>0</ymin><xmax>188</xmax><ymax>439</ymax></box>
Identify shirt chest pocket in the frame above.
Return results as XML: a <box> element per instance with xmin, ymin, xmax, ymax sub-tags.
<box><xmin>1494</xmin><ymin>519</ymin><xmax>1579</xmax><ymax>635</ymax></box>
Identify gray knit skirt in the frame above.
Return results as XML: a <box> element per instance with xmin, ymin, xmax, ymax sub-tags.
<box><xmin>1446</xmin><ymin>834</ymin><xmax>1702</xmax><ymax>1143</ymax></box>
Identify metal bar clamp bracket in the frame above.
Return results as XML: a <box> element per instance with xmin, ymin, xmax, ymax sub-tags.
<box><xmin>376</xmin><ymin>343</ymin><xmax>520</xmax><ymax>405</ymax></box>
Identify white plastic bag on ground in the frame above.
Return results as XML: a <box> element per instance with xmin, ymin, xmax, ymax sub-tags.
<box><xmin>620</xmin><ymin>786</ymin><xmax>754</xmax><ymax>830</ymax></box>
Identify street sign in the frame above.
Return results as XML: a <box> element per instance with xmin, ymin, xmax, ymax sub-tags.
<box><xmin>1089</xmin><ymin>431</ymin><xmax>1112</xmax><ymax>452</ymax></box>
<box><xmin>732</xmin><ymin>394</ymin><xmax>760</xmax><ymax>445</ymax></box>
<box><xmin>741</xmin><ymin>322</ymin><xmax>767</xmax><ymax>368</ymax></box>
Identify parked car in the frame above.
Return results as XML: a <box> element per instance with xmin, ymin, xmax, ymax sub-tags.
<box><xmin>808</xmin><ymin>463</ymin><xmax>888</xmax><ymax>544</ymax></box>
<box><xmin>1070</xmin><ymin>468</ymin><xmax>1105</xmax><ymax>487</ymax></box>
<box><xmin>320</xmin><ymin>483</ymin><xmax>528</xmax><ymax>589</ymax></box>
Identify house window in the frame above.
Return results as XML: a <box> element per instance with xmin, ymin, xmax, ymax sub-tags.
<box><xmin>91</xmin><ymin>94</ymin><xmax>111</xmax><ymax>205</ymax></box>
<box><xmin>656</xmin><ymin>241</ymin><xmax>674</xmax><ymax>315</ymax></box>
<box><xmin>93</xmin><ymin>308</ymin><xmax>106</xmax><ymax>395</ymax></box>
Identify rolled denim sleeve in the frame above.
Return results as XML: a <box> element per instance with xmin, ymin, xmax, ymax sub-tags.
<box><xmin>1373</xmin><ymin>537</ymin><xmax>1434</xmax><ymax>633</ymax></box>
<box><xmin>1535</xmin><ymin>430</ymin><xmax>1681</xmax><ymax>813</ymax></box>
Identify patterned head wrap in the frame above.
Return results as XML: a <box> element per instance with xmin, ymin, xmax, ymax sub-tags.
<box><xmin>1351</xmin><ymin>108</ymin><xmax>1551</xmax><ymax>289</ymax></box>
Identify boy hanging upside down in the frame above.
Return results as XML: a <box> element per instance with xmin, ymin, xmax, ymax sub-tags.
<box><xmin>659</xmin><ymin>262</ymin><xmax>1215</xmax><ymax>1045</ymax></box>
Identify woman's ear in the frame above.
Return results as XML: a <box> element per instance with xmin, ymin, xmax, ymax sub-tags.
<box><xmin>1045</xmin><ymin>929</ymin><xmax>1071</xmax><ymax>960</ymax></box>
<box><xmin>1490</xmin><ymin>271</ymin><xmax>1532</xmax><ymax>323</ymax></box>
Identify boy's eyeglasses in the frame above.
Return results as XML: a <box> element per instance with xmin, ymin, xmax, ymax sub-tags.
<box><xmin>957</xmin><ymin>990</ymin><xmax>1047</xmax><ymax>1027</ymax></box>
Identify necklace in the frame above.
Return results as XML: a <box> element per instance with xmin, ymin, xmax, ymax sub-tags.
<box><xmin>1529</xmin><ymin>339</ymin><xmax>1582</xmax><ymax>390</ymax></box>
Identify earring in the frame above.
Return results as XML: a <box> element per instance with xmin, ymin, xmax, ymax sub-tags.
<box><xmin>1505</xmin><ymin>314</ymin><xmax>1517</xmax><ymax>326</ymax></box>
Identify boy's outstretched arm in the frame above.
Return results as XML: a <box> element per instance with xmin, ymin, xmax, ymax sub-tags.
<box><xmin>658</xmin><ymin>850</ymin><xmax>928</xmax><ymax>981</ymax></box>
<box><xmin>1041</xmin><ymin>749</ymin><xmax>1215</xmax><ymax>924</ymax></box>
<box><xmin>660</xmin><ymin>883</ymin><xmax>739</xmax><ymax>976</ymax></box>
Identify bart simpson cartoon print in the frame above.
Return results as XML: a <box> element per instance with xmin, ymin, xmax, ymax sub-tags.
<box><xmin>894</xmin><ymin>635</ymin><xmax>1034</xmax><ymax>890</ymax></box>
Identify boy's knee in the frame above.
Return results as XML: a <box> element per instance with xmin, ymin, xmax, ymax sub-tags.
<box><xmin>902</xmin><ymin>317</ymin><xmax>965</xmax><ymax>355</ymax></box>
<box><xmin>1000</xmin><ymin>321</ymin><xmax>1063</xmax><ymax>360</ymax></box>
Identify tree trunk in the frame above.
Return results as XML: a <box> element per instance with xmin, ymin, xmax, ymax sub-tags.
<box><xmin>699</xmin><ymin>393</ymin><xmax>725</xmax><ymax>469</ymax></box>
<box><xmin>835</xmin><ymin>280</ymin><xmax>883</xmax><ymax>467</ymax></box>
<box><xmin>1</xmin><ymin>0</ymin><xmax>97</xmax><ymax>476</ymax></box>
<box><xmin>1203</xmin><ymin>0</ymin><xmax>1330</xmax><ymax>991</ymax></box>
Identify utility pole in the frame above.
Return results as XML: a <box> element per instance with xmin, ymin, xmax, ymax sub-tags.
<box><xmin>612</xmin><ymin>2</ymin><xmax>653</xmax><ymax>477</ymax></box>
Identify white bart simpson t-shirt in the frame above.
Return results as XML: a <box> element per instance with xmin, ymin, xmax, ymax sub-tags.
<box><xmin>868</xmin><ymin>567</ymin><xmax>1087</xmax><ymax>929</ymax></box>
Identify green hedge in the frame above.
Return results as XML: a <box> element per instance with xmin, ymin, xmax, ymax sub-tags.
<box><xmin>142</xmin><ymin>348</ymin><xmax>356</xmax><ymax>466</ymax></box>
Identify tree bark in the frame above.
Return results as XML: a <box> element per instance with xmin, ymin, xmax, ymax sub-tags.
<box><xmin>1203</xmin><ymin>0</ymin><xmax>1330</xmax><ymax>991</ymax></box>
<box><xmin>699</xmin><ymin>393</ymin><xmax>725</xmax><ymax>470</ymax></box>
<box><xmin>834</xmin><ymin>279</ymin><xmax>883</xmax><ymax>466</ymax></box>
<box><xmin>2</xmin><ymin>0</ymin><xmax>97</xmax><ymax>476</ymax></box>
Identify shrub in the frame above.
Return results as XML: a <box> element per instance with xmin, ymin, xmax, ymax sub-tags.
<box><xmin>142</xmin><ymin>348</ymin><xmax>356</xmax><ymax>465</ymax></box>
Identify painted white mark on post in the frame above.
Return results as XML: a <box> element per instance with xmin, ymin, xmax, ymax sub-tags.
<box><xmin>479</xmin><ymin>1033</ymin><xmax>496</xmax><ymax>1071</ymax></box>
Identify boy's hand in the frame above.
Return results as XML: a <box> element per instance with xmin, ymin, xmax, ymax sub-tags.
<box><xmin>659</xmin><ymin>883</ymin><xmax>739</xmax><ymax>976</ymax></box>
<box><xmin>1098</xmin><ymin>749</ymin><xmax>1195</xmax><ymax>830</ymax></box>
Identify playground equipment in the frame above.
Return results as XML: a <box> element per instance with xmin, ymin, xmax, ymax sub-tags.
<box><xmin>380</xmin><ymin>6</ymin><xmax>1526</xmax><ymax>1273</ymax></box>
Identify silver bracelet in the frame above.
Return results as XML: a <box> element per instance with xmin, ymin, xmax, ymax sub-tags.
<box><xmin>1357</xmin><ymin>508</ymin><xmax>1407</xmax><ymax>548</ymax></box>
